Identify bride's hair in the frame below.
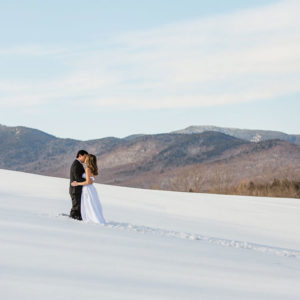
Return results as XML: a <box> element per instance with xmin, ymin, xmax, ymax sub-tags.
<box><xmin>86</xmin><ymin>154</ymin><xmax>99</xmax><ymax>176</ymax></box>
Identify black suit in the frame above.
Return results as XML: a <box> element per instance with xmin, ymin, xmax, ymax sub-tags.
<box><xmin>69</xmin><ymin>159</ymin><xmax>85</xmax><ymax>220</ymax></box>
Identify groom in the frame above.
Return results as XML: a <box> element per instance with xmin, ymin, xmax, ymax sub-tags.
<box><xmin>69</xmin><ymin>150</ymin><xmax>89</xmax><ymax>220</ymax></box>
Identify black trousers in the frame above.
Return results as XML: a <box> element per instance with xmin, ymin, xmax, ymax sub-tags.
<box><xmin>69</xmin><ymin>192</ymin><xmax>82</xmax><ymax>220</ymax></box>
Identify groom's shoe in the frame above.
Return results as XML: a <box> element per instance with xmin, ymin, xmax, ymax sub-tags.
<box><xmin>69</xmin><ymin>213</ymin><xmax>80</xmax><ymax>220</ymax></box>
<box><xmin>69</xmin><ymin>210</ymin><xmax>81</xmax><ymax>220</ymax></box>
<box><xmin>73</xmin><ymin>214</ymin><xmax>82</xmax><ymax>221</ymax></box>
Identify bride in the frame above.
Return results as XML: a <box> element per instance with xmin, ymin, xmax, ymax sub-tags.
<box><xmin>71</xmin><ymin>154</ymin><xmax>106</xmax><ymax>224</ymax></box>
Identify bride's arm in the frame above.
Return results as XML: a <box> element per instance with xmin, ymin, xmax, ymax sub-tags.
<box><xmin>71</xmin><ymin>168</ymin><xmax>93</xmax><ymax>186</ymax></box>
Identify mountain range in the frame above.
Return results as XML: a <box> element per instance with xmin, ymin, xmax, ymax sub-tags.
<box><xmin>172</xmin><ymin>125</ymin><xmax>300</xmax><ymax>144</ymax></box>
<box><xmin>1</xmin><ymin>124</ymin><xmax>299</xmax><ymax>193</ymax></box>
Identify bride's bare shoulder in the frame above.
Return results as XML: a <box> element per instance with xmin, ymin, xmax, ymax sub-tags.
<box><xmin>86</xmin><ymin>167</ymin><xmax>94</xmax><ymax>176</ymax></box>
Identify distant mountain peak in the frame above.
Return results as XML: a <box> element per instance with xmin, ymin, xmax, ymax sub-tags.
<box><xmin>172</xmin><ymin>125</ymin><xmax>299</xmax><ymax>145</ymax></box>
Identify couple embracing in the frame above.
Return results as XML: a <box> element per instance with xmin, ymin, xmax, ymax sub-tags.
<box><xmin>69</xmin><ymin>150</ymin><xmax>106</xmax><ymax>224</ymax></box>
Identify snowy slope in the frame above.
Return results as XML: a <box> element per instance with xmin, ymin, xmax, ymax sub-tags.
<box><xmin>1</xmin><ymin>169</ymin><xmax>300</xmax><ymax>299</ymax></box>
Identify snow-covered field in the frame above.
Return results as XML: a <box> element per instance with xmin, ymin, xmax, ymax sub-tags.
<box><xmin>1</xmin><ymin>169</ymin><xmax>300</xmax><ymax>299</ymax></box>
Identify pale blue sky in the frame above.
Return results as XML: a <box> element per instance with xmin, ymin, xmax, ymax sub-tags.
<box><xmin>0</xmin><ymin>0</ymin><xmax>299</xmax><ymax>140</ymax></box>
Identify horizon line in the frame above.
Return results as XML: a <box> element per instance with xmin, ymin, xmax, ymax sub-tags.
<box><xmin>0</xmin><ymin>123</ymin><xmax>298</xmax><ymax>141</ymax></box>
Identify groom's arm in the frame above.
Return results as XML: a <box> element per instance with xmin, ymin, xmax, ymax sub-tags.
<box><xmin>73</xmin><ymin>163</ymin><xmax>85</xmax><ymax>182</ymax></box>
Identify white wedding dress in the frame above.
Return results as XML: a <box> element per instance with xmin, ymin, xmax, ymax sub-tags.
<box><xmin>81</xmin><ymin>173</ymin><xmax>106</xmax><ymax>224</ymax></box>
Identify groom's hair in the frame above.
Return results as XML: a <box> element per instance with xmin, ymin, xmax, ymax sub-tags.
<box><xmin>76</xmin><ymin>150</ymin><xmax>88</xmax><ymax>158</ymax></box>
